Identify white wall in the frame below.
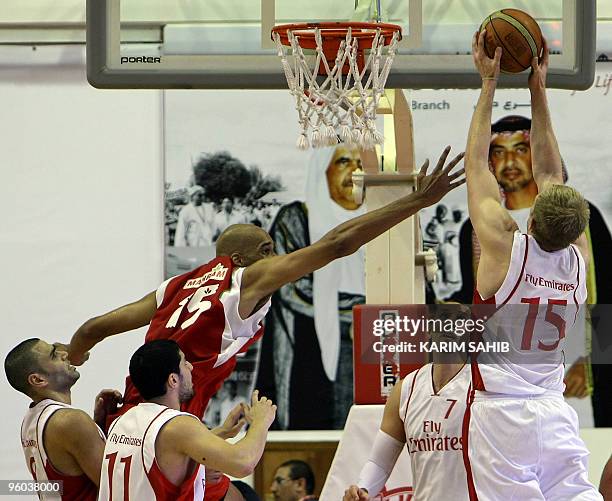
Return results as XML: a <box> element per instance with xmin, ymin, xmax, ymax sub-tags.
<box><xmin>0</xmin><ymin>45</ymin><xmax>163</xmax><ymax>483</ymax></box>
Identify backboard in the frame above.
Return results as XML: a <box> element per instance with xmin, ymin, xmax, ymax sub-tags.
<box><xmin>87</xmin><ymin>0</ymin><xmax>596</xmax><ymax>90</ymax></box>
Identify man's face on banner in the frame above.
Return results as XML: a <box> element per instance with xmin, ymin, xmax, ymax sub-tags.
<box><xmin>326</xmin><ymin>145</ymin><xmax>362</xmax><ymax>210</ymax></box>
<box><xmin>489</xmin><ymin>131</ymin><xmax>533</xmax><ymax>193</ymax></box>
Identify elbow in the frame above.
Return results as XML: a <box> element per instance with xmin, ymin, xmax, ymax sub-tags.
<box><xmin>323</xmin><ymin>228</ymin><xmax>355</xmax><ymax>259</ymax></box>
<box><xmin>232</xmin><ymin>464</ymin><xmax>255</xmax><ymax>479</ymax></box>
<box><xmin>77</xmin><ymin>318</ymin><xmax>104</xmax><ymax>343</ymax></box>
<box><xmin>229</xmin><ymin>452</ymin><xmax>258</xmax><ymax>478</ymax></box>
<box><xmin>79</xmin><ymin>319</ymin><xmax>95</xmax><ymax>336</ymax></box>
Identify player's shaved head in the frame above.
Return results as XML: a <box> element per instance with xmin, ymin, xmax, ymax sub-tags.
<box><xmin>4</xmin><ymin>338</ymin><xmax>42</xmax><ymax>396</ymax></box>
<box><xmin>216</xmin><ymin>224</ymin><xmax>275</xmax><ymax>267</ymax></box>
<box><xmin>216</xmin><ymin>224</ymin><xmax>267</xmax><ymax>255</ymax></box>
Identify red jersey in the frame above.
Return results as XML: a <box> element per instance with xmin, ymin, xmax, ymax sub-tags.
<box><xmin>109</xmin><ymin>257</ymin><xmax>270</xmax><ymax>426</ymax></box>
<box><xmin>21</xmin><ymin>399</ymin><xmax>103</xmax><ymax>501</ymax></box>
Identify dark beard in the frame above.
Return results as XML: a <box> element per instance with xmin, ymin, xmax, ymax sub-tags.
<box><xmin>499</xmin><ymin>177</ymin><xmax>530</xmax><ymax>193</ymax></box>
<box><xmin>178</xmin><ymin>387</ymin><xmax>195</xmax><ymax>403</ymax></box>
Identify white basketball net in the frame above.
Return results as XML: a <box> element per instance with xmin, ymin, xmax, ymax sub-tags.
<box><xmin>273</xmin><ymin>26</ymin><xmax>401</xmax><ymax>150</ymax></box>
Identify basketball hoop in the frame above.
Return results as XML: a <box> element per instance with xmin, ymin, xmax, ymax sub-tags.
<box><xmin>271</xmin><ymin>22</ymin><xmax>402</xmax><ymax>150</ymax></box>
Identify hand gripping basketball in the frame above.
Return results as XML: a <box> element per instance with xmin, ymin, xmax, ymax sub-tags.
<box><xmin>528</xmin><ymin>37</ymin><xmax>550</xmax><ymax>91</ymax></box>
<box><xmin>479</xmin><ymin>9</ymin><xmax>544</xmax><ymax>73</ymax></box>
<box><xmin>472</xmin><ymin>30</ymin><xmax>502</xmax><ymax>81</ymax></box>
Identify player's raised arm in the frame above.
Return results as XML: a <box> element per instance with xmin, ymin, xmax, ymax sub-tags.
<box><xmin>528</xmin><ymin>38</ymin><xmax>590</xmax><ymax>261</ymax></box>
<box><xmin>344</xmin><ymin>380</ymin><xmax>406</xmax><ymax>500</ymax></box>
<box><xmin>67</xmin><ymin>292</ymin><xmax>157</xmax><ymax>365</ymax></box>
<box><xmin>528</xmin><ymin>38</ymin><xmax>564</xmax><ymax>189</ymax></box>
<box><xmin>465</xmin><ymin>31</ymin><xmax>516</xmax><ymax>253</ymax></box>
<box><xmin>239</xmin><ymin>147</ymin><xmax>465</xmax><ymax>316</ymax></box>
<box><xmin>162</xmin><ymin>390</ymin><xmax>275</xmax><ymax>478</ymax></box>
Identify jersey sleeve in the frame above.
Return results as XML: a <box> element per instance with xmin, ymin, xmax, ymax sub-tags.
<box><xmin>220</xmin><ymin>268</ymin><xmax>271</xmax><ymax>340</ymax></box>
<box><xmin>155</xmin><ymin>277</ymin><xmax>174</xmax><ymax>308</ymax></box>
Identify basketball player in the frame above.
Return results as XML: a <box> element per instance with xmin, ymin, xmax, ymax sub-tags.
<box><xmin>343</xmin><ymin>309</ymin><xmax>470</xmax><ymax>500</ymax></box>
<box><xmin>65</xmin><ymin>144</ymin><xmax>465</xmax><ymax>426</ymax></box>
<box><xmin>4</xmin><ymin>339</ymin><xmax>110</xmax><ymax>500</ymax></box>
<box><xmin>463</xmin><ymin>31</ymin><xmax>601</xmax><ymax>499</ymax></box>
<box><xmin>66</xmin><ymin>146</ymin><xmax>463</xmax><ymax>501</ymax></box>
<box><xmin>98</xmin><ymin>339</ymin><xmax>276</xmax><ymax>500</ymax></box>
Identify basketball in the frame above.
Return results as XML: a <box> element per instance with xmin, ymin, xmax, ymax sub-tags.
<box><xmin>480</xmin><ymin>9</ymin><xmax>543</xmax><ymax>73</ymax></box>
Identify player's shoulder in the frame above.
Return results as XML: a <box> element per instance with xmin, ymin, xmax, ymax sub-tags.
<box><xmin>159</xmin><ymin>256</ymin><xmax>235</xmax><ymax>297</ymax></box>
<box><xmin>180</xmin><ymin>255</ymin><xmax>233</xmax><ymax>277</ymax></box>
<box><xmin>157</xmin><ymin>413</ymin><xmax>204</xmax><ymax>443</ymax></box>
<box><xmin>45</xmin><ymin>408</ymin><xmax>100</xmax><ymax>445</ymax></box>
<box><xmin>46</xmin><ymin>407</ymin><xmax>89</xmax><ymax>428</ymax></box>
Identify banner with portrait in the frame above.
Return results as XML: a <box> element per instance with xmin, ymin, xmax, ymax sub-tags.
<box><xmin>164</xmin><ymin>92</ymin><xmax>373</xmax><ymax>430</ymax></box>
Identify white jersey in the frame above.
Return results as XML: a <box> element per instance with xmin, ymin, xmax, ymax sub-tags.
<box><xmin>21</xmin><ymin>399</ymin><xmax>103</xmax><ymax>501</ymax></box>
<box><xmin>99</xmin><ymin>403</ymin><xmax>206</xmax><ymax>501</ymax></box>
<box><xmin>399</xmin><ymin>364</ymin><xmax>470</xmax><ymax>501</ymax></box>
<box><xmin>474</xmin><ymin>231</ymin><xmax>587</xmax><ymax>394</ymax></box>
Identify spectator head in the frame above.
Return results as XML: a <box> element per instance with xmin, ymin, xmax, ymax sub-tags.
<box><xmin>188</xmin><ymin>185</ymin><xmax>205</xmax><ymax>205</ymax></box>
<box><xmin>221</xmin><ymin>198</ymin><xmax>234</xmax><ymax>213</ymax></box>
<box><xmin>435</xmin><ymin>204</ymin><xmax>448</xmax><ymax>222</ymax></box>
<box><xmin>452</xmin><ymin>207</ymin><xmax>463</xmax><ymax>223</ymax></box>
<box><xmin>223</xmin><ymin>380</ymin><xmax>238</xmax><ymax>398</ymax></box>
<box><xmin>270</xmin><ymin>460</ymin><xmax>315</xmax><ymax>501</ymax></box>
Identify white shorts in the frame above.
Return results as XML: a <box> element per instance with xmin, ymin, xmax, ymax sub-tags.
<box><xmin>463</xmin><ymin>391</ymin><xmax>602</xmax><ymax>501</ymax></box>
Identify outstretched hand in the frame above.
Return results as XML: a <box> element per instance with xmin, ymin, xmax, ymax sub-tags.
<box><xmin>472</xmin><ymin>30</ymin><xmax>502</xmax><ymax>81</ymax></box>
<box><xmin>528</xmin><ymin>37</ymin><xmax>549</xmax><ymax>91</ymax></box>
<box><xmin>415</xmin><ymin>147</ymin><xmax>465</xmax><ymax>207</ymax></box>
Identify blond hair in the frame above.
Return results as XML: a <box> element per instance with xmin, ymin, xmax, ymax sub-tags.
<box><xmin>531</xmin><ymin>185</ymin><xmax>589</xmax><ymax>251</ymax></box>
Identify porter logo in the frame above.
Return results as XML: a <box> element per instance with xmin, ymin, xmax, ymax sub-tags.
<box><xmin>120</xmin><ymin>56</ymin><xmax>161</xmax><ymax>64</ymax></box>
